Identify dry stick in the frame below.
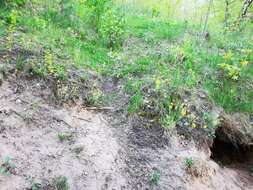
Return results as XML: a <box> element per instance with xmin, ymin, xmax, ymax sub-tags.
<box><xmin>74</xmin><ymin>116</ymin><xmax>91</xmax><ymax>123</ymax></box>
<box><xmin>202</xmin><ymin>0</ymin><xmax>213</xmax><ymax>36</ymax></box>
<box><xmin>84</xmin><ymin>107</ymin><xmax>114</xmax><ymax>111</ymax></box>
<box><xmin>224</xmin><ymin>0</ymin><xmax>229</xmax><ymax>30</ymax></box>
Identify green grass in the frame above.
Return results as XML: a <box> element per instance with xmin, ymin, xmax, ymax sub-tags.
<box><xmin>150</xmin><ymin>170</ymin><xmax>160</xmax><ymax>187</ymax></box>
<box><xmin>126</xmin><ymin>16</ymin><xmax>186</xmax><ymax>40</ymax></box>
<box><xmin>0</xmin><ymin>156</ymin><xmax>16</xmax><ymax>176</ymax></box>
<box><xmin>57</xmin><ymin>132</ymin><xmax>73</xmax><ymax>142</ymax></box>
<box><xmin>0</xmin><ymin>0</ymin><xmax>252</xmax><ymax>133</ymax></box>
<box><xmin>53</xmin><ymin>176</ymin><xmax>69</xmax><ymax>190</ymax></box>
<box><xmin>184</xmin><ymin>157</ymin><xmax>194</xmax><ymax>169</ymax></box>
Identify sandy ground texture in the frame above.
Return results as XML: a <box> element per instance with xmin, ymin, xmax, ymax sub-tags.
<box><xmin>0</xmin><ymin>76</ymin><xmax>252</xmax><ymax>190</ymax></box>
<box><xmin>0</xmin><ymin>78</ymin><xmax>127</xmax><ymax>190</ymax></box>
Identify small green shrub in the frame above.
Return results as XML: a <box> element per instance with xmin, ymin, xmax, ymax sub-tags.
<box><xmin>150</xmin><ymin>171</ymin><xmax>160</xmax><ymax>187</ymax></box>
<box><xmin>5</xmin><ymin>9</ymin><xmax>18</xmax><ymax>50</ymax></box>
<box><xmin>184</xmin><ymin>157</ymin><xmax>194</xmax><ymax>168</ymax></box>
<box><xmin>31</xmin><ymin>182</ymin><xmax>42</xmax><ymax>190</ymax></box>
<box><xmin>127</xmin><ymin>90</ymin><xmax>143</xmax><ymax>113</ymax></box>
<box><xmin>161</xmin><ymin>99</ymin><xmax>187</xmax><ymax>129</ymax></box>
<box><xmin>72</xmin><ymin>146</ymin><xmax>84</xmax><ymax>155</ymax></box>
<box><xmin>1</xmin><ymin>0</ymin><xmax>27</xmax><ymax>7</ymax></box>
<box><xmin>0</xmin><ymin>156</ymin><xmax>16</xmax><ymax>176</ymax></box>
<box><xmin>15</xmin><ymin>54</ymin><xmax>26</xmax><ymax>71</ymax></box>
<box><xmin>53</xmin><ymin>176</ymin><xmax>69</xmax><ymax>190</ymax></box>
<box><xmin>87</xmin><ymin>84</ymin><xmax>103</xmax><ymax>105</ymax></box>
<box><xmin>85</xmin><ymin>0</ymin><xmax>111</xmax><ymax>29</ymax></box>
<box><xmin>57</xmin><ymin>132</ymin><xmax>73</xmax><ymax>142</ymax></box>
<box><xmin>205</xmin><ymin>48</ymin><xmax>253</xmax><ymax>112</ymax></box>
<box><xmin>151</xmin><ymin>7</ymin><xmax>159</xmax><ymax>18</ymax></box>
<box><xmin>25</xmin><ymin>50</ymin><xmax>66</xmax><ymax>80</ymax></box>
<box><xmin>26</xmin><ymin>176</ymin><xmax>42</xmax><ymax>190</ymax></box>
<box><xmin>99</xmin><ymin>9</ymin><xmax>125</xmax><ymax>48</ymax></box>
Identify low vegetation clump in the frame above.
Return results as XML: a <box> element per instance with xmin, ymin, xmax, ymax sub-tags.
<box><xmin>53</xmin><ymin>176</ymin><xmax>69</xmax><ymax>190</ymax></box>
<box><xmin>149</xmin><ymin>170</ymin><xmax>160</xmax><ymax>187</ymax></box>
<box><xmin>184</xmin><ymin>157</ymin><xmax>194</xmax><ymax>169</ymax></box>
<box><xmin>0</xmin><ymin>0</ymin><xmax>252</xmax><ymax>137</ymax></box>
<box><xmin>57</xmin><ymin>132</ymin><xmax>74</xmax><ymax>142</ymax></box>
<box><xmin>0</xmin><ymin>156</ymin><xmax>16</xmax><ymax>176</ymax></box>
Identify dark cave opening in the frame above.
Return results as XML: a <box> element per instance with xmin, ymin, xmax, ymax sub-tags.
<box><xmin>210</xmin><ymin>128</ymin><xmax>253</xmax><ymax>167</ymax></box>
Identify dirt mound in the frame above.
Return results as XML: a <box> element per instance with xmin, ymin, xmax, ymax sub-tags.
<box><xmin>125</xmin><ymin>124</ymin><xmax>253</xmax><ymax>190</ymax></box>
<box><xmin>0</xmin><ymin>70</ymin><xmax>252</xmax><ymax>190</ymax></box>
<box><xmin>0</xmin><ymin>78</ymin><xmax>127</xmax><ymax>189</ymax></box>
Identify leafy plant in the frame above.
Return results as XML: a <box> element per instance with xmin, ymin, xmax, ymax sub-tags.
<box><xmin>57</xmin><ymin>132</ymin><xmax>73</xmax><ymax>142</ymax></box>
<box><xmin>44</xmin><ymin>50</ymin><xmax>67</xmax><ymax>79</ymax></box>
<box><xmin>99</xmin><ymin>9</ymin><xmax>125</xmax><ymax>48</ymax></box>
<box><xmin>87</xmin><ymin>84</ymin><xmax>103</xmax><ymax>105</ymax></box>
<box><xmin>150</xmin><ymin>170</ymin><xmax>160</xmax><ymax>187</ymax></box>
<box><xmin>15</xmin><ymin>54</ymin><xmax>26</xmax><ymax>71</ymax></box>
<box><xmin>31</xmin><ymin>182</ymin><xmax>42</xmax><ymax>190</ymax></box>
<box><xmin>72</xmin><ymin>146</ymin><xmax>84</xmax><ymax>155</ymax></box>
<box><xmin>85</xmin><ymin>0</ymin><xmax>111</xmax><ymax>30</ymax></box>
<box><xmin>0</xmin><ymin>156</ymin><xmax>16</xmax><ymax>176</ymax></box>
<box><xmin>184</xmin><ymin>157</ymin><xmax>194</xmax><ymax>169</ymax></box>
<box><xmin>53</xmin><ymin>176</ymin><xmax>69</xmax><ymax>190</ymax></box>
<box><xmin>1</xmin><ymin>0</ymin><xmax>27</xmax><ymax>7</ymax></box>
<box><xmin>6</xmin><ymin>9</ymin><xmax>18</xmax><ymax>50</ymax></box>
<box><xmin>127</xmin><ymin>90</ymin><xmax>143</xmax><ymax>113</ymax></box>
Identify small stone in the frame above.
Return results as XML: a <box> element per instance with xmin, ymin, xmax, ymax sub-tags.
<box><xmin>16</xmin><ymin>99</ymin><xmax>22</xmax><ymax>104</ymax></box>
<box><xmin>198</xmin><ymin>91</ymin><xmax>207</xmax><ymax>98</ymax></box>
<box><xmin>249</xmin><ymin>114</ymin><xmax>253</xmax><ymax>125</ymax></box>
<box><xmin>83</xmin><ymin>171</ymin><xmax>88</xmax><ymax>176</ymax></box>
<box><xmin>184</xmin><ymin>121</ymin><xmax>190</xmax><ymax>126</ymax></box>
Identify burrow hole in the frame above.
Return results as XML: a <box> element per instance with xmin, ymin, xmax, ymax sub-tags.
<box><xmin>210</xmin><ymin>127</ymin><xmax>253</xmax><ymax>167</ymax></box>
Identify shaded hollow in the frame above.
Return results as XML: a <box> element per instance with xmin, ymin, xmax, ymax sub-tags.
<box><xmin>210</xmin><ymin>127</ymin><xmax>253</xmax><ymax>166</ymax></box>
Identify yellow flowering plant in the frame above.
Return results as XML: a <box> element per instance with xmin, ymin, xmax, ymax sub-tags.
<box><xmin>223</xmin><ymin>51</ymin><xmax>233</xmax><ymax>60</ymax></box>
<box><xmin>240</xmin><ymin>60</ymin><xmax>249</xmax><ymax>67</ymax></box>
<box><xmin>219</xmin><ymin>63</ymin><xmax>240</xmax><ymax>80</ymax></box>
<box><xmin>219</xmin><ymin>48</ymin><xmax>252</xmax><ymax>81</ymax></box>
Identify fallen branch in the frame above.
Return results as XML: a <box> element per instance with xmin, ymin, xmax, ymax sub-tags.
<box><xmin>84</xmin><ymin>107</ymin><xmax>114</xmax><ymax>111</ymax></box>
<box><xmin>74</xmin><ymin>116</ymin><xmax>92</xmax><ymax>122</ymax></box>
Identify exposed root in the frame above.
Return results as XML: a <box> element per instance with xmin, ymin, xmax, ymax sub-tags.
<box><xmin>211</xmin><ymin>112</ymin><xmax>253</xmax><ymax>167</ymax></box>
<box><xmin>218</xmin><ymin>112</ymin><xmax>253</xmax><ymax>146</ymax></box>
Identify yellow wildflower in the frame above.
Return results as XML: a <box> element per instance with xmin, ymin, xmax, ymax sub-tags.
<box><xmin>155</xmin><ymin>79</ymin><xmax>161</xmax><ymax>89</ymax></box>
<box><xmin>191</xmin><ymin>123</ymin><xmax>196</xmax><ymax>128</ymax></box>
<box><xmin>181</xmin><ymin>106</ymin><xmax>187</xmax><ymax>117</ymax></box>
<box><xmin>169</xmin><ymin>102</ymin><xmax>174</xmax><ymax>110</ymax></box>
<box><xmin>228</xmin><ymin>66</ymin><xmax>240</xmax><ymax>80</ymax></box>
<box><xmin>240</xmin><ymin>60</ymin><xmax>249</xmax><ymax>67</ymax></box>
<box><xmin>224</xmin><ymin>51</ymin><xmax>233</xmax><ymax>60</ymax></box>
<box><xmin>219</xmin><ymin>63</ymin><xmax>227</xmax><ymax>70</ymax></box>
